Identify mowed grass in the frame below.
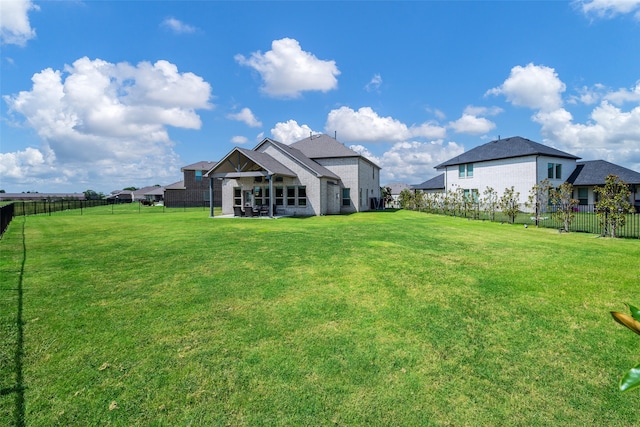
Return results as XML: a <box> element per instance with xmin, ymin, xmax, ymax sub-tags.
<box><xmin>1</xmin><ymin>208</ymin><xmax>639</xmax><ymax>426</ymax></box>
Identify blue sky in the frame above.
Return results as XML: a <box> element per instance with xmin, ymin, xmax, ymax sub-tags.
<box><xmin>2</xmin><ymin>0</ymin><xmax>640</xmax><ymax>193</ymax></box>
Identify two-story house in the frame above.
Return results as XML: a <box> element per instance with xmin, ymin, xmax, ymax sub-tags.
<box><xmin>164</xmin><ymin>161</ymin><xmax>221</xmax><ymax>208</ymax></box>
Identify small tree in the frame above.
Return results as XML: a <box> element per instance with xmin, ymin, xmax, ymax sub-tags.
<box><xmin>549</xmin><ymin>182</ymin><xmax>578</xmax><ymax>232</ymax></box>
<box><xmin>594</xmin><ymin>175</ymin><xmax>634</xmax><ymax>238</ymax></box>
<box><xmin>381</xmin><ymin>186</ymin><xmax>393</xmax><ymax>208</ymax></box>
<box><xmin>398</xmin><ymin>188</ymin><xmax>415</xmax><ymax>210</ymax></box>
<box><xmin>482</xmin><ymin>186</ymin><xmax>498</xmax><ymax>221</ymax></box>
<box><xmin>525</xmin><ymin>179</ymin><xmax>552</xmax><ymax>227</ymax></box>
<box><xmin>499</xmin><ymin>186</ymin><xmax>520</xmax><ymax>224</ymax></box>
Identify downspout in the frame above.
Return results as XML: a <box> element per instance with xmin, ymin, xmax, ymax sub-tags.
<box><xmin>209</xmin><ymin>177</ymin><xmax>214</xmax><ymax>218</ymax></box>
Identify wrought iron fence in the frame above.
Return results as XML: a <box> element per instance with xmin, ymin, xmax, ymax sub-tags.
<box><xmin>416</xmin><ymin>203</ymin><xmax>640</xmax><ymax>238</ymax></box>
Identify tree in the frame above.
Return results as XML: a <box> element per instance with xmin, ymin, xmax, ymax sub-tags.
<box><xmin>525</xmin><ymin>179</ymin><xmax>552</xmax><ymax>227</ymax></box>
<box><xmin>499</xmin><ymin>186</ymin><xmax>520</xmax><ymax>224</ymax></box>
<box><xmin>83</xmin><ymin>189</ymin><xmax>104</xmax><ymax>200</ymax></box>
<box><xmin>398</xmin><ymin>188</ymin><xmax>415</xmax><ymax>209</ymax></box>
<box><xmin>381</xmin><ymin>186</ymin><xmax>393</xmax><ymax>208</ymax></box>
<box><xmin>0</xmin><ymin>189</ymin><xmax>5</xmax><ymax>193</ymax></box>
<box><xmin>482</xmin><ymin>186</ymin><xmax>498</xmax><ymax>221</ymax></box>
<box><xmin>549</xmin><ymin>182</ymin><xmax>578</xmax><ymax>232</ymax></box>
<box><xmin>594</xmin><ymin>174</ymin><xmax>634</xmax><ymax>238</ymax></box>
<box><xmin>123</xmin><ymin>186</ymin><xmax>138</xmax><ymax>191</ymax></box>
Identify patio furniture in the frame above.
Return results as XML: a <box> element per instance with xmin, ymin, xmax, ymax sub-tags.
<box><xmin>233</xmin><ymin>206</ymin><xmax>244</xmax><ymax>217</ymax></box>
<box><xmin>244</xmin><ymin>206</ymin><xmax>256</xmax><ymax>217</ymax></box>
<box><xmin>259</xmin><ymin>205</ymin><xmax>269</xmax><ymax>216</ymax></box>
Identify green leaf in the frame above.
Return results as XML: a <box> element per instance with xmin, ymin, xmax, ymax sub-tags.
<box><xmin>620</xmin><ymin>363</ymin><xmax>640</xmax><ymax>392</ymax></box>
<box><xmin>627</xmin><ymin>304</ymin><xmax>640</xmax><ymax>321</ymax></box>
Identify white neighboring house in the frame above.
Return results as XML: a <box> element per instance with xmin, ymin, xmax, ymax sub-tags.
<box><xmin>416</xmin><ymin>136</ymin><xmax>640</xmax><ymax>211</ymax></box>
<box><xmin>205</xmin><ymin>134</ymin><xmax>381</xmax><ymax>217</ymax></box>
<box><xmin>385</xmin><ymin>182</ymin><xmax>411</xmax><ymax>208</ymax></box>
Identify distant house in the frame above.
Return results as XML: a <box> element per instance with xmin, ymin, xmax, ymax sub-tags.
<box><xmin>421</xmin><ymin>136</ymin><xmax>640</xmax><ymax>210</ymax></box>
<box><xmin>164</xmin><ymin>161</ymin><xmax>221</xmax><ymax>208</ymax></box>
<box><xmin>205</xmin><ymin>135</ymin><xmax>381</xmax><ymax>217</ymax></box>
<box><xmin>412</xmin><ymin>174</ymin><xmax>445</xmax><ymax>194</ymax></box>
<box><xmin>385</xmin><ymin>182</ymin><xmax>411</xmax><ymax>208</ymax></box>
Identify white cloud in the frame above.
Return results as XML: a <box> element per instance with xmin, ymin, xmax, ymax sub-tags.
<box><xmin>161</xmin><ymin>17</ymin><xmax>197</xmax><ymax>34</ymax></box>
<box><xmin>0</xmin><ymin>0</ymin><xmax>39</xmax><ymax>46</ymax></box>
<box><xmin>235</xmin><ymin>38</ymin><xmax>340</xmax><ymax>98</ymax></box>
<box><xmin>3</xmin><ymin>57</ymin><xmax>212</xmax><ymax>191</ymax></box>
<box><xmin>270</xmin><ymin>120</ymin><xmax>315</xmax><ymax>144</ymax></box>
<box><xmin>227</xmin><ymin>107</ymin><xmax>262</xmax><ymax>127</ymax></box>
<box><xmin>231</xmin><ymin>135</ymin><xmax>249</xmax><ymax>145</ymax></box>
<box><xmin>487</xmin><ymin>63</ymin><xmax>565</xmax><ymax>111</ymax></box>
<box><xmin>365</xmin><ymin>74</ymin><xmax>382</xmax><ymax>92</ymax></box>
<box><xmin>490</xmin><ymin>63</ymin><xmax>640</xmax><ymax>172</ymax></box>
<box><xmin>349</xmin><ymin>144</ymin><xmax>381</xmax><ymax>164</ymax></box>
<box><xmin>325</xmin><ymin>106</ymin><xmax>446</xmax><ymax>143</ymax></box>
<box><xmin>575</xmin><ymin>0</ymin><xmax>640</xmax><ymax>18</ymax></box>
<box><xmin>604</xmin><ymin>82</ymin><xmax>640</xmax><ymax>104</ymax></box>
<box><xmin>377</xmin><ymin>140</ymin><xmax>465</xmax><ymax>184</ymax></box>
<box><xmin>448</xmin><ymin>106</ymin><xmax>501</xmax><ymax>135</ymax></box>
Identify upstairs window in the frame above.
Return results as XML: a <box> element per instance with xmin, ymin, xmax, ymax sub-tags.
<box><xmin>458</xmin><ymin>163</ymin><xmax>474</xmax><ymax>178</ymax></box>
<box><xmin>195</xmin><ymin>170</ymin><xmax>203</xmax><ymax>182</ymax></box>
<box><xmin>547</xmin><ymin>163</ymin><xmax>562</xmax><ymax>179</ymax></box>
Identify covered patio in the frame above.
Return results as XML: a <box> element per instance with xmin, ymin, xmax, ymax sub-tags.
<box><xmin>204</xmin><ymin>147</ymin><xmax>297</xmax><ymax>218</ymax></box>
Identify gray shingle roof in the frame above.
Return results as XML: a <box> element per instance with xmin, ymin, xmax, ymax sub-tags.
<box><xmin>412</xmin><ymin>173</ymin><xmax>445</xmax><ymax>190</ymax></box>
<box><xmin>385</xmin><ymin>182</ymin><xmax>411</xmax><ymax>195</ymax></box>
<box><xmin>290</xmin><ymin>134</ymin><xmax>360</xmax><ymax>159</ymax></box>
<box><xmin>262</xmin><ymin>139</ymin><xmax>340</xmax><ymax>179</ymax></box>
<box><xmin>182</xmin><ymin>161</ymin><xmax>217</xmax><ymax>171</ymax></box>
<box><xmin>435</xmin><ymin>136</ymin><xmax>580</xmax><ymax>169</ymax></box>
<box><xmin>567</xmin><ymin>160</ymin><xmax>640</xmax><ymax>186</ymax></box>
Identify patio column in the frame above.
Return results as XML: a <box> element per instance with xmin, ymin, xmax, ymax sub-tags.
<box><xmin>268</xmin><ymin>174</ymin><xmax>274</xmax><ymax>217</ymax></box>
<box><xmin>209</xmin><ymin>177</ymin><xmax>215</xmax><ymax>218</ymax></box>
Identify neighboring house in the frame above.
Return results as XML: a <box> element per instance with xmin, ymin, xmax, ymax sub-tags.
<box><xmin>424</xmin><ymin>136</ymin><xmax>640</xmax><ymax>210</ymax></box>
<box><xmin>385</xmin><ymin>182</ymin><xmax>411</xmax><ymax>208</ymax></box>
<box><xmin>164</xmin><ymin>161</ymin><xmax>221</xmax><ymax>208</ymax></box>
<box><xmin>412</xmin><ymin>174</ymin><xmax>445</xmax><ymax>194</ymax></box>
<box><xmin>205</xmin><ymin>134</ymin><xmax>381</xmax><ymax>217</ymax></box>
<box><xmin>567</xmin><ymin>160</ymin><xmax>640</xmax><ymax>211</ymax></box>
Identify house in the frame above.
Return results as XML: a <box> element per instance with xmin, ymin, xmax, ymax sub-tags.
<box><xmin>567</xmin><ymin>160</ymin><xmax>640</xmax><ymax>211</ymax></box>
<box><xmin>412</xmin><ymin>174</ymin><xmax>445</xmax><ymax>194</ymax></box>
<box><xmin>164</xmin><ymin>161</ymin><xmax>221</xmax><ymax>208</ymax></box>
<box><xmin>385</xmin><ymin>182</ymin><xmax>411</xmax><ymax>208</ymax></box>
<box><xmin>422</xmin><ymin>136</ymin><xmax>640</xmax><ymax>210</ymax></box>
<box><xmin>205</xmin><ymin>134</ymin><xmax>381</xmax><ymax>217</ymax></box>
<box><xmin>0</xmin><ymin>193</ymin><xmax>86</xmax><ymax>201</ymax></box>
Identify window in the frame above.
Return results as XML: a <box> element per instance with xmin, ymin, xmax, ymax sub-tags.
<box><xmin>275</xmin><ymin>186</ymin><xmax>284</xmax><ymax>206</ymax></box>
<box><xmin>578</xmin><ymin>188</ymin><xmax>588</xmax><ymax>205</ymax></box>
<box><xmin>287</xmin><ymin>186</ymin><xmax>296</xmax><ymax>206</ymax></box>
<box><xmin>463</xmin><ymin>189</ymin><xmax>479</xmax><ymax>203</ymax></box>
<box><xmin>298</xmin><ymin>186</ymin><xmax>307</xmax><ymax>206</ymax></box>
<box><xmin>233</xmin><ymin>187</ymin><xmax>242</xmax><ymax>206</ymax></box>
<box><xmin>195</xmin><ymin>170</ymin><xmax>202</xmax><ymax>182</ymax></box>
<box><xmin>459</xmin><ymin>163</ymin><xmax>474</xmax><ymax>178</ymax></box>
<box><xmin>548</xmin><ymin>163</ymin><xmax>562</xmax><ymax>179</ymax></box>
<box><xmin>342</xmin><ymin>188</ymin><xmax>351</xmax><ymax>206</ymax></box>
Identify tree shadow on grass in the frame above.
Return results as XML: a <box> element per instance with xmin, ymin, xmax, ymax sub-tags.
<box><xmin>0</xmin><ymin>216</ymin><xmax>26</xmax><ymax>426</ymax></box>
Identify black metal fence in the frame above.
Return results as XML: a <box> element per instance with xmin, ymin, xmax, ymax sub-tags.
<box><xmin>0</xmin><ymin>203</ymin><xmax>15</xmax><ymax>238</ymax></box>
<box><xmin>0</xmin><ymin>199</ymin><xmax>219</xmax><ymax>237</ymax></box>
<box><xmin>416</xmin><ymin>203</ymin><xmax>640</xmax><ymax>238</ymax></box>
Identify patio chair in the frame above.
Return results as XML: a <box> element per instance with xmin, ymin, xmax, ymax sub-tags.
<box><xmin>233</xmin><ymin>206</ymin><xmax>243</xmax><ymax>217</ymax></box>
<box><xmin>244</xmin><ymin>206</ymin><xmax>256</xmax><ymax>217</ymax></box>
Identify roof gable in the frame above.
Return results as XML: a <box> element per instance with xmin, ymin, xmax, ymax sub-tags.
<box><xmin>256</xmin><ymin>138</ymin><xmax>341</xmax><ymax>179</ymax></box>
<box><xmin>567</xmin><ymin>160</ymin><xmax>640</xmax><ymax>186</ymax></box>
<box><xmin>435</xmin><ymin>136</ymin><xmax>580</xmax><ymax>169</ymax></box>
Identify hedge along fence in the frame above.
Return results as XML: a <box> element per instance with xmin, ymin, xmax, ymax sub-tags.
<box><xmin>415</xmin><ymin>203</ymin><xmax>640</xmax><ymax>239</ymax></box>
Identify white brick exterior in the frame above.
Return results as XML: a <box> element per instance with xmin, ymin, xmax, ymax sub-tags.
<box><xmin>443</xmin><ymin>155</ymin><xmax>577</xmax><ymax>205</ymax></box>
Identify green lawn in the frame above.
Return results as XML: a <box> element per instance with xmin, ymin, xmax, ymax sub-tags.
<box><xmin>1</xmin><ymin>209</ymin><xmax>639</xmax><ymax>425</ymax></box>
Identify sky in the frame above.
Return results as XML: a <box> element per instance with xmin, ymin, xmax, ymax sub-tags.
<box><xmin>2</xmin><ymin>0</ymin><xmax>640</xmax><ymax>194</ymax></box>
